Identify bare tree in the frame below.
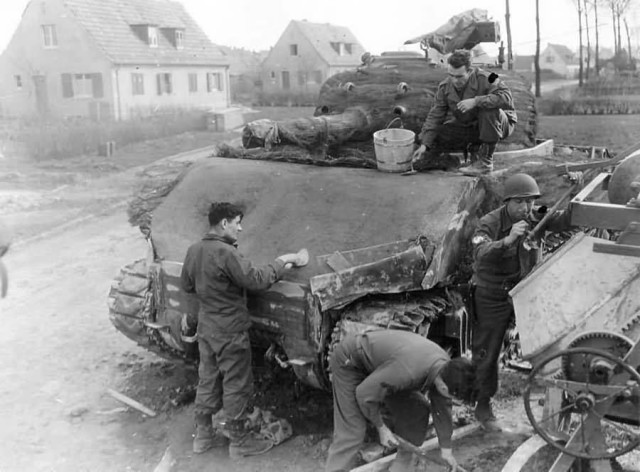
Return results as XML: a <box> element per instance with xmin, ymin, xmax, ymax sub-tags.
<box><xmin>505</xmin><ymin>0</ymin><xmax>513</xmax><ymax>70</ymax></box>
<box><xmin>577</xmin><ymin>0</ymin><xmax>585</xmax><ymax>86</ymax></box>
<box><xmin>624</xmin><ymin>17</ymin><xmax>633</xmax><ymax>64</ymax></box>
<box><xmin>594</xmin><ymin>0</ymin><xmax>600</xmax><ymax>74</ymax></box>
<box><xmin>584</xmin><ymin>0</ymin><xmax>592</xmax><ymax>80</ymax></box>
<box><xmin>535</xmin><ymin>0</ymin><xmax>541</xmax><ymax>97</ymax></box>
<box><xmin>609</xmin><ymin>0</ymin><xmax>618</xmax><ymax>53</ymax></box>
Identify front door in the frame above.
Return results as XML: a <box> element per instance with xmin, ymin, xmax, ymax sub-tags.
<box><xmin>281</xmin><ymin>71</ymin><xmax>290</xmax><ymax>90</ymax></box>
<box><xmin>32</xmin><ymin>75</ymin><xmax>49</xmax><ymax>117</ymax></box>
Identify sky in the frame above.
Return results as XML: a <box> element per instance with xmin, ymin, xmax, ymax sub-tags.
<box><xmin>1</xmin><ymin>0</ymin><xmax>639</xmax><ymax>57</ymax></box>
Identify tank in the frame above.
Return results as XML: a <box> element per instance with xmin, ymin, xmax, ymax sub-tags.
<box><xmin>108</xmin><ymin>146</ymin><xmax>583</xmax><ymax>391</ymax></box>
<box><xmin>107</xmin><ymin>13</ymin><xmax>561</xmax><ymax>390</ymax></box>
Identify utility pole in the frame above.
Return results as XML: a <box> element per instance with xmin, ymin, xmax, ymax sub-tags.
<box><xmin>505</xmin><ymin>0</ymin><xmax>513</xmax><ymax>70</ymax></box>
<box><xmin>535</xmin><ymin>0</ymin><xmax>541</xmax><ymax>97</ymax></box>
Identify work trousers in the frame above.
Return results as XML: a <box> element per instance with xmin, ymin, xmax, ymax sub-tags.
<box><xmin>325</xmin><ymin>335</ymin><xmax>430</xmax><ymax>472</ymax></box>
<box><xmin>194</xmin><ymin>330</ymin><xmax>253</xmax><ymax>419</ymax></box>
<box><xmin>471</xmin><ymin>286</ymin><xmax>514</xmax><ymax>400</ymax></box>
<box><xmin>432</xmin><ymin>108</ymin><xmax>514</xmax><ymax>152</ymax></box>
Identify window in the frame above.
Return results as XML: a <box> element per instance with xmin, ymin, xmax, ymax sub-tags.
<box><xmin>72</xmin><ymin>74</ymin><xmax>94</xmax><ymax>97</ymax></box>
<box><xmin>546</xmin><ymin>56</ymin><xmax>555</xmax><ymax>64</ymax></box>
<box><xmin>148</xmin><ymin>26</ymin><xmax>158</xmax><ymax>48</ymax></box>
<box><xmin>175</xmin><ymin>30</ymin><xmax>184</xmax><ymax>49</ymax></box>
<box><xmin>297</xmin><ymin>71</ymin><xmax>306</xmax><ymax>86</ymax></box>
<box><xmin>289</xmin><ymin>44</ymin><xmax>298</xmax><ymax>56</ymax></box>
<box><xmin>156</xmin><ymin>73</ymin><xmax>172</xmax><ymax>95</ymax></box>
<box><xmin>14</xmin><ymin>75</ymin><xmax>22</xmax><ymax>89</ymax></box>
<box><xmin>61</xmin><ymin>73</ymin><xmax>103</xmax><ymax>98</ymax></box>
<box><xmin>206</xmin><ymin>72</ymin><xmax>223</xmax><ymax>92</ymax></box>
<box><xmin>188</xmin><ymin>73</ymin><xmax>198</xmax><ymax>93</ymax></box>
<box><xmin>313</xmin><ymin>70</ymin><xmax>323</xmax><ymax>84</ymax></box>
<box><xmin>42</xmin><ymin>24</ymin><xmax>58</xmax><ymax>48</ymax></box>
<box><xmin>131</xmin><ymin>73</ymin><xmax>145</xmax><ymax>95</ymax></box>
<box><xmin>344</xmin><ymin>43</ymin><xmax>352</xmax><ymax>54</ymax></box>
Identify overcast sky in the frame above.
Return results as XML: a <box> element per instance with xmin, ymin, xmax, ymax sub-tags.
<box><xmin>1</xmin><ymin>0</ymin><xmax>639</xmax><ymax>56</ymax></box>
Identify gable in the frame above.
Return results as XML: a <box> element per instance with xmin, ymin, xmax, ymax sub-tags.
<box><xmin>291</xmin><ymin>20</ymin><xmax>365</xmax><ymax>67</ymax></box>
<box><xmin>62</xmin><ymin>0</ymin><xmax>229</xmax><ymax>66</ymax></box>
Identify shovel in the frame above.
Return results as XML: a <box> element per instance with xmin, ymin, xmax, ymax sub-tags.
<box><xmin>391</xmin><ymin>432</ymin><xmax>469</xmax><ymax>472</ymax></box>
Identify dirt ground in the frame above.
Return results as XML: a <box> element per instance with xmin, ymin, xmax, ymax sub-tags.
<box><xmin>1</xmin><ymin>110</ymin><xmax>640</xmax><ymax>472</ymax></box>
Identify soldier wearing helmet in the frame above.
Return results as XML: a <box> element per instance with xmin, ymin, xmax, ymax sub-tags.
<box><xmin>468</xmin><ymin>173</ymin><xmax>575</xmax><ymax>431</ymax></box>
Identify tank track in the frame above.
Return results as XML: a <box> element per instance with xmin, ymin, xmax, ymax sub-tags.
<box><xmin>324</xmin><ymin>291</ymin><xmax>453</xmax><ymax>379</ymax></box>
<box><xmin>108</xmin><ymin>259</ymin><xmax>194</xmax><ymax>364</ymax></box>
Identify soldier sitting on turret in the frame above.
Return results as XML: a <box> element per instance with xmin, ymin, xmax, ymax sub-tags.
<box><xmin>412</xmin><ymin>49</ymin><xmax>517</xmax><ymax>175</ymax></box>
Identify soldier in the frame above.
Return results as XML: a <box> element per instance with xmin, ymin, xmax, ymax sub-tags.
<box><xmin>412</xmin><ymin>49</ymin><xmax>517</xmax><ymax>175</ymax></box>
<box><xmin>180</xmin><ymin>202</ymin><xmax>306</xmax><ymax>457</ymax></box>
<box><xmin>325</xmin><ymin>329</ymin><xmax>475</xmax><ymax>472</ymax></box>
<box><xmin>469</xmin><ymin>173</ymin><xmax>579</xmax><ymax>431</ymax></box>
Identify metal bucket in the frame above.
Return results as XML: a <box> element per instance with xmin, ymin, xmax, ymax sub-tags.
<box><xmin>373</xmin><ymin>129</ymin><xmax>415</xmax><ymax>173</ymax></box>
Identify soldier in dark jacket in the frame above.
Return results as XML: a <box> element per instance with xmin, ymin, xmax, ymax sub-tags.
<box><xmin>412</xmin><ymin>49</ymin><xmax>517</xmax><ymax>175</ymax></box>
<box><xmin>325</xmin><ymin>330</ymin><xmax>475</xmax><ymax>472</ymax></box>
<box><xmin>181</xmin><ymin>202</ymin><xmax>305</xmax><ymax>457</ymax></box>
<box><xmin>470</xmin><ymin>173</ymin><xmax>577</xmax><ymax>431</ymax></box>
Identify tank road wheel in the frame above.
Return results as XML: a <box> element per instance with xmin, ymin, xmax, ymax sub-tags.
<box><xmin>107</xmin><ymin>259</ymin><xmax>151</xmax><ymax>346</ymax></box>
<box><xmin>523</xmin><ymin>347</ymin><xmax>640</xmax><ymax>463</ymax></box>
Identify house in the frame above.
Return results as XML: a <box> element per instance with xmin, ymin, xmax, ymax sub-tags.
<box><xmin>513</xmin><ymin>54</ymin><xmax>535</xmax><ymax>73</ymax></box>
<box><xmin>260</xmin><ymin>20</ymin><xmax>366</xmax><ymax>95</ymax></box>
<box><xmin>0</xmin><ymin>0</ymin><xmax>230</xmax><ymax>120</ymax></box>
<box><xmin>540</xmin><ymin>43</ymin><xmax>580</xmax><ymax>78</ymax></box>
<box><xmin>218</xmin><ymin>46</ymin><xmax>267</xmax><ymax>102</ymax></box>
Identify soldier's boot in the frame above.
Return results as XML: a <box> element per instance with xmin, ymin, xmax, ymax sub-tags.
<box><xmin>462</xmin><ymin>142</ymin><xmax>481</xmax><ymax>166</ymax></box>
<box><xmin>227</xmin><ymin>418</ymin><xmax>273</xmax><ymax>459</ymax></box>
<box><xmin>193</xmin><ymin>413</ymin><xmax>227</xmax><ymax>454</ymax></box>
<box><xmin>475</xmin><ymin>398</ymin><xmax>503</xmax><ymax>432</ymax></box>
<box><xmin>459</xmin><ymin>143</ymin><xmax>496</xmax><ymax>176</ymax></box>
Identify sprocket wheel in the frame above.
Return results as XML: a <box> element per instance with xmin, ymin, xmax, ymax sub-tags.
<box><xmin>523</xmin><ymin>347</ymin><xmax>640</xmax><ymax>461</ymax></box>
<box><xmin>562</xmin><ymin>331</ymin><xmax>634</xmax><ymax>382</ymax></box>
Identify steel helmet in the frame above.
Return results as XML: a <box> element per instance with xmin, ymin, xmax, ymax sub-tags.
<box><xmin>503</xmin><ymin>173</ymin><xmax>541</xmax><ymax>201</ymax></box>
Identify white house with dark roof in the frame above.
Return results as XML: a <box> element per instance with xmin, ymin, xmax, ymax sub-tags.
<box><xmin>540</xmin><ymin>43</ymin><xmax>581</xmax><ymax>78</ymax></box>
<box><xmin>260</xmin><ymin>20</ymin><xmax>366</xmax><ymax>95</ymax></box>
<box><xmin>0</xmin><ymin>0</ymin><xmax>230</xmax><ymax>120</ymax></box>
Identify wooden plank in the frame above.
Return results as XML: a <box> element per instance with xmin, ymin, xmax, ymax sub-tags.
<box><xmin>569</xmin><ymin>201</ymin><xmax>640</xmax><ymax>231</ymax></box>
<box><xmin>592</xmin><ymin>241</ymin><xmax>640</xmax><ymax>257</ymax></box>
<box><xmin>570</xmin><ymin>172</ymin><xmax>609</xmax><ymax>203</ymax></box>
<box><xmin>351</xmin><ymin>424</ymin><xmax>480</xmax><ymax>472</ymax></box>
<box><xmin>107</xmin><ymin>389</ymin><xmax>157</xmax><ymax>417</ymax></box>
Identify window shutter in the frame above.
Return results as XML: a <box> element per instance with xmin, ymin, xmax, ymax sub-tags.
<box><xmin>92</xmin><ymin>73</ymin><xmax>104</xmax><ymax>98</ymax></box>
<box><xmin>206</xmin><ymin>73</ymin><xmax>211</xmax><ymax>92</ymax></box>
<box><xmin>156</xmin><ymin>74</ymin><xmax>162</xmax><ymax>95</ymax></box>
<box><xmin>61</xmin><ymin>73</ymin><xmax>73</xmax><ymax>98</ymax></box>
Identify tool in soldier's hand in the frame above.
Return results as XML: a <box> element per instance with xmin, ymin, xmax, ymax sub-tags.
<box><xmin>293</xmin><ymin>248</ymin><xmax>309</xmax><ymax>267</ymax></box>
<box><xmin>391</xmin><ymin>432</ymin><xmax>469</xmax><ymax>472</ymax></box>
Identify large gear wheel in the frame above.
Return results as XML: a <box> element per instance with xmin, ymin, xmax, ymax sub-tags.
<box><xmin>562</xmin><ymin>331</ymin><xmax>634</xmax><ymax>382</ymax></box>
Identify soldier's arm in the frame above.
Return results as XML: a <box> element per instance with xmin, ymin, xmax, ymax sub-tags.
<box><xmin>428</xmin><ymin>387</ymin><xmax>453</xmax><ymax>449</ymax></box>
<box><xmin>472</xmin><ymin>216</ymin><xmax>512</xmax><ymax>261</ymax></box>
<box><xmin>418</xmin><ymin>85</ymin><xmax>449</xmax><ymax>148</ymax></box>
<box><xmin>224</xmin><ymin>249</ymin><xmax>287</xmax><ymax>291</ymax></box>
<box><xmin>355</xmin><ymin>365</ymin><xmax>414</xmax><ymax>428</ymax></box>
<box><xmin>474</xmin><ymin>76</ymin><xmax>514</xmax><ymax>110</ymax></box>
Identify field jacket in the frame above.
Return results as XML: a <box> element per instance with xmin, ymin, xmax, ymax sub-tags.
<box><xmin>418</xmin><ymin>67</ymin><xmax>517</xmax><ymax>148</ymax></box>
<box><xmin>352</xmin><ymin>330</ymin><xmax>454</xmax><ymax>448</ymax></box>
<box><xmin>471</xmin><ymin>205</ymin><xmax>572</xmax><ymax>290</ymax></box>
<box><xmin>181</xmin><ymin>234</ymin><xmax>286</xmax><ymax>335</ymax></box>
